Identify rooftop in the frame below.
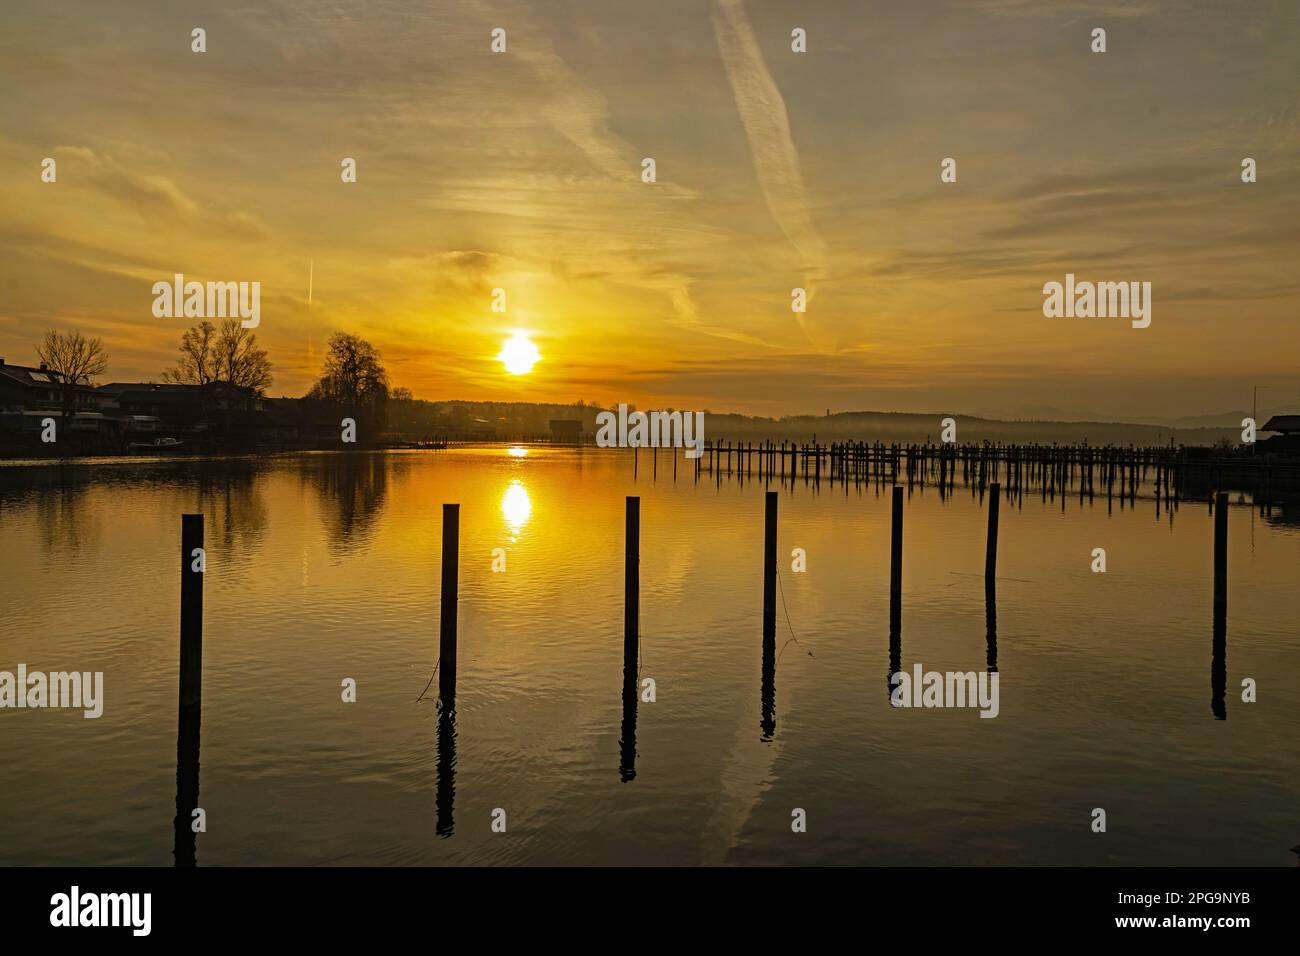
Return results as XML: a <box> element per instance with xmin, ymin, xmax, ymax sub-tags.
<box><xmin>0</xmin><ymin>361</ymin><xmax>71</xmax><ymax>387</ymax></box>
<box><xmin>1261</xmin><ymin>415</ymin><xmax>1300</xmax><ymax>434</ymax></box>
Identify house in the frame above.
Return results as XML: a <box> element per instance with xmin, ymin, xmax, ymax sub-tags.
<box><xmin>1260</xmin><ymin>415</ymin><xmax>1300</xmax><ymax>436</ymax></box>
<box><xmin>0</xmin><ymin>358</ymin><xmax>113</xmax><ymax>444</ymax></box>
<box><xmin>118</xmin><ymin>415</ymin><xmax>161</xmax><ymax>434</ymax></box>
<box><xmin>1260</xmin><ymin>415</ymin><xmax>1300</xmax><ymax>456</ymax></box>
<box><xmin>97</xmin><ymin>382</ymin><xmax>263</xmax><ymax>433</ymax></box>
<box><xmin>468</xmin><ymin>416</ymin><xmax>496</xmax><ymax>440</ymax></box>
<box><xmin>0</xmin><ymin>358</ymin><xmax>101</xmax><ymax>414</ymax></box>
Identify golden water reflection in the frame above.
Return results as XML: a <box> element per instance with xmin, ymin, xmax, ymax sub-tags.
<box><xmin>501</xmin><ymin>480</ymin><xmax>532</xmax><ymax>538</ymax></box>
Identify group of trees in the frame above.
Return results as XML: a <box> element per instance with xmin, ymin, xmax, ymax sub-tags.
<box><xmin>32</xmin><ymin>323</ymin><xmax>399</xmax><ymax>424</ymax></box>
<box><xmin>161</xmin><ymin>319</ymin><xmax>273</xmax><ymax>400</ymax></box>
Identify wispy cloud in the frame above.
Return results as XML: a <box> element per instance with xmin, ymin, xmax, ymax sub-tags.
<box><xmin>711</xmin><ymin>0</ymin><xmax>829</xmax><ymax>332</ymax></box>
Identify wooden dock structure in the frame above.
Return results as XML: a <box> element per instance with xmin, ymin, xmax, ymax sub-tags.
<box><xmin>688</xmin><ymin>438</ymin><xmax>1297</xmax><ymax>513</ymax></box>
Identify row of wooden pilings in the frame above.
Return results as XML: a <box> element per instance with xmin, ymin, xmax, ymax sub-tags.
<box><xmin>662</xmin><ymin>439</ymin><xmax>1187</xmax><ymax>501</ymax></box>
<box><xmin>169</xmin><ymin>486</ymin><xmax>1233</xmax><ymax>856</ymax></box>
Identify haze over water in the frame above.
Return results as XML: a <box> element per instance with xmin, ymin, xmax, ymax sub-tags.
<box><xmin>1</xmin><ymin>447</ymin><xmax>1296</xmax><ymax>865</ymax></box>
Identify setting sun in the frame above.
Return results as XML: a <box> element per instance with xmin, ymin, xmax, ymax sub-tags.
<box><xmin>497</xmin><ymin>334</ymin><xmax>541</xmax><ymax>375</ymax></box>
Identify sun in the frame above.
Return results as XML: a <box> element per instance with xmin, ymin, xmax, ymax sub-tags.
<box><xmin>497</xmin><ymin>333</ymin><xmax>541</xmax><ymax>375</ymax></box>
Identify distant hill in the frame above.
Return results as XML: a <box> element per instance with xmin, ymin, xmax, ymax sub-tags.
<box><xmin>381</xmin><ymin>398</ymin><xmax>1251</xmax><ymax>446</ymax></box>
<box><xmin>699</xmin><ymin>410</ymin><xmax>1232</xmax><ymax>446</ymax></box>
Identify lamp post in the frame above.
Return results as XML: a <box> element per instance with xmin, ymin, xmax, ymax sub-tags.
<box><xmin>1252</xmin><ymin>385</ymin><xmax>1270</xmax><ymax>453</ymax></box>
<box><xmin>1252</xmin><ymin>386</ymin><xmax>1266</xmax><ymax>425</ymax></box>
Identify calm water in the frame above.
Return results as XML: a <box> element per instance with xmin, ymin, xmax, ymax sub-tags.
<box><xmin>1</xmin><ymin>447</ymin><xmax>1297</xmax><ymax>866</ymax></box>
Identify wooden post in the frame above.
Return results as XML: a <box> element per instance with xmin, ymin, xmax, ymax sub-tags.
<box><xmin>625</xmin><ymin>496</ymin><xmax>639</xmax><ymax>672</ymax></box>
<box><xmin>761</xmin><ymin>491</ymin><xmax>777</xmax><ymax>739</ymax></box>
<box><xmin>763</xmin><ymin>491</ymin><xmax>777</xmax><ymax>637</ymax></box>
<box><xmin>985</xmin><ymin>482</ymin><xmax>1000</xmax><ymax>585</ymax></box>
<box><xmin>1211</xmin><ymin>491</ymin><xmax>1228</xmax><ymax>719</ymax></box>
<box><xmin>620</xmin><ymin>482</ymin><xmax>640</xmax><ymax>783</ymax></box>
<box><xmin>439</xmin><ymin>503</ymin><xmax>459</xmax><ymax>703</ymax></box>
<box><xmin>890</xmin><ymin>485</ymin><xmax>903</xmax><ymax>628</ymax></box>
<box><xmin>1213</xmin><ymin>491</ymin><xmax>1227</xmax><ymax>621</ymax></box>
<box><xmin>179</xmin><ymin>513</ymin><xmax>204</xmax><ymax>711</ymax></box>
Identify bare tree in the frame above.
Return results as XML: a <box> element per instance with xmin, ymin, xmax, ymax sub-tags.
<box><xmin>36</xmin><ymin>330</ymin><xmax>109</xmax><ymax>419</ymax></box>
<box><xmin>164</xmin><ymin>319</ymin><xmax>272</xmax><ymax>403</ymax></box>
<box><xmin>211</xmin><ymin>319</ymin><xmax>272</xmax><ymax>403</ymax></box>
<box><xmin>307</xmin><ymin>332</ymin><xmax>389</xmax><ymax>420</ymax></box>
<box><xmin>162</xmin><ymin>320</ymin><xmax>219</xmax><ymax>386</ymax></box>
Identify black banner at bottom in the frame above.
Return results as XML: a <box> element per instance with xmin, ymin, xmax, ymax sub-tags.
<box><xmin>0</xmin><ymin>866</ymin><xmax>1290</xmax><ymax>941</ymax></box>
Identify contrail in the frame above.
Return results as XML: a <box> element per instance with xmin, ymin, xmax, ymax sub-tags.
<box><xmin>308</xmin><ymin>258</ymin><xmax>313</xmax><ymax>307</ymax></box>
<box><xmin>712</xmin><ymin>0</ymin><xmax>829</xmax><ymax>324</ymax></box>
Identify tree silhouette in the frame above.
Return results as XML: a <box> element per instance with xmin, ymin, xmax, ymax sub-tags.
<box><xmin>36</xmin><ymin>329</ymin><xmax>109</xmax><ymax>420</ymax></box>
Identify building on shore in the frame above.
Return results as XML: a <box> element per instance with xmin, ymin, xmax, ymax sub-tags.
<box><xmin>1260</xmin><ymin>415</ymin><xmax>1300</xmax><ymax>455</ymax></box>
<box><xmin>548</xmin><ymin>419</ymin><xmax>585</xmax><ymax>445</ymax></box>
<box><xmin>0</xmin><ymin>358</ymin><xmax>117</xmax><ymax>441</ymax></box>
<box><xmin>0</xmin><ymin>358</ymin><xmax>103</xmax><ymax>413</ymax></box>
<box><xmin>1</xmin><ymin>362</ymin><xmax>283</xmax><ymax>453</ymax></box>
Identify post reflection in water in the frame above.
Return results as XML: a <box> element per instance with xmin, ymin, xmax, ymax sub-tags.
<box><xmin>173</xmin><ymin>703</ymin><xmax>201</xmax><ymax>866</ymax></box>
<box><xmin>761</xmin><ymin>630</ymin><xmax>776</xmax><ymax>741</ymax></box>
<box><xmin>985</xmin><ymin>579</ymin><xmax>999</xmax><ymax>674</ymax></box>
<box><xmin>435</xmin><ymin>702</ymin><xmax>457</xmax><ymax>837</ymax></box>
<box><xmin>1211</xmin><ymin>610</ymin><xmax>1227</xmax><ymax>721</ymax></box>
<box><xmin>619</xmin><ymin>661</ymin><xmax>638</xmax><ymax>782</ymax></box>
<box><xmin>887</xmin><ymin>604</ymin><xmax>902</xmax><ymax>703</ymax></box>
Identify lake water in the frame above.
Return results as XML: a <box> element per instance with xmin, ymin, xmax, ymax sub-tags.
<box><xmin>1</xmin><ymin>447</ymin><xmax>1296</xmax><ymax>865</ymax></box>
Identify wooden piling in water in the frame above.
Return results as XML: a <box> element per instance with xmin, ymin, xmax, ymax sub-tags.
<box><xmin>625</xmin><ymin>496</ymin><xmax>640</xmax><ymax>671</ymax></box>
<box><xmin>763</xmin><ymin>491</ymin><xmax>777</xmax><ymax>638</ymax></box>
<box><xmin>761</xmin><ymin>490</ymin><xmax>777</xmax><ymax>739</ymax></box>
<box><xmin>1211</xmin><ymin>491</ymin><xmax>1228</xmax><ymax>719</ymax></box>
<box><xmin>985</xmin><ymin>482</ymin><xmax>1000</xmax><ymax>585</ymax></box>
<box><xmin>439</xmin><ymin>503</ymin><xmax>459</xmax><ymax>702</ymax></box>
<box><xmin>1213</xmin><ymin>491</ymin><xmax>1227</xmax><ymax>621</ymax></box>
<box><xmin>890</xmin><ymin>486</ymin><xmax>903</xmax><ymax>629</ymax></box>
<box><xmin>179</xmin><ymin>513</ymin><xmax>204</xmax><ymax>711</ymax></box>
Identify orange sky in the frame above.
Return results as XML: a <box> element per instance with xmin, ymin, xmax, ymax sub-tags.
<box><xmin>1</xmin><ymin>0</ymin><xmax>1298</xmax><ymax>420</ymax></box>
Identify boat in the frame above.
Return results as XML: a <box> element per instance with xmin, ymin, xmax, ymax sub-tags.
<box><xmin>382</xmin><ymin>439</ymin><xmax>448</xmax><ymax>450</ymax></box>
<box><xmin>129</xmin><ymin>437</ymin><xmax>185</xmax><ymax>453</ymax></box>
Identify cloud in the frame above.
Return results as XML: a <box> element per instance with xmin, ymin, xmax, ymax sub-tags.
<box><xmin>51</xmin><ymin>145</ymin><xmax>267</xmax><ymax>238</ymax></box>
<box><xmin>711</xmin><ymin>0</ymin><xmax>829</xmax><ymax>318</ymax></box>
<box><xmin>952</xmin><ymin>0</ymin><xmax>1159</xmax><ymax>17</ymax></box>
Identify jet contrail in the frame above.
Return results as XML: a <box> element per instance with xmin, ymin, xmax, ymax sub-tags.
<box><xmin>712</xmin><ymin>0</ymin><xmax>829</xmax><ymax>323</ymax></box>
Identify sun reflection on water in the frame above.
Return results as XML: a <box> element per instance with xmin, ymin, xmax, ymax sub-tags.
<box><xmin>501</xmin><ymin>480</ymin><xmax>532</xmax><ymax>538</ymax></box>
